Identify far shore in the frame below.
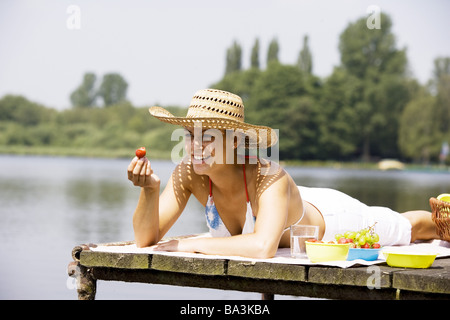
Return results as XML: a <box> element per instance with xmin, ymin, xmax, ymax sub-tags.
<box><xmin>0</xmin><ymin>145</ymin><xmax>448</xmax><ymax>173</ymax></box>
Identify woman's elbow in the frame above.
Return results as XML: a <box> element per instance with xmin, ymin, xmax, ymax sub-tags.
<box><xmin>252</xmin><ymin>239</ymin><xmax>278</xmax><ymax>259</ymax></box>
<box><xmin>135</xmin><ymin>239</ymin><xmax>150</xmax><ymax>248</ymax></box>
<box><xmin>135</xmin><ymin>234</ymin><xmax>159</xmax><ymax>248</ymax></box>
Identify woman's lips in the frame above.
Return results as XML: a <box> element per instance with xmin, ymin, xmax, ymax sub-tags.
<box><xmin>192</xmin><ymin>154</ymin><xmax>212</xmax><ymax>163</ymax></box>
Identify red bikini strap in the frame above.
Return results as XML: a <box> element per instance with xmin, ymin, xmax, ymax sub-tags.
<box><xmin>209</xmin><ymin>177</ymin><xmax>212</xmax><ymax>196</ymax></box>
<box><xmin>243</xmin><ymin>163</ymin><xmax>249</xmax><ymax>203</ymax></box>
<box><xmin>209</xmin><ymin>164</ymin><xmax>250</xmax><ymax>202</ymax></box>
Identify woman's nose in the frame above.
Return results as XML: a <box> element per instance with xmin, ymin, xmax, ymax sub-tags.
<box><xmin>186</xmin><ymin>136</ymin><xmax>203</xmax><ymax>155</ymax></box>
<box><xmin>192</xmin><ymin>136</ymin><xmax>204</xmax><ymax>149</ymax></box>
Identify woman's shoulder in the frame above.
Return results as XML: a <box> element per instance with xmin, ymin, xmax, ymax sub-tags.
<box><xmin>255</xmin><ymin>158</ymin><xmax>286</xmax><ymax>180</ymax></box>
<box><xmin>252</xmin><ymin>158</ymin><xmax>288</xmax><ymax>198</ymax></box>
<box><xmin>172</xmin><ymin>157</ymin><xmax>208</xmax><ymax>190</ymax></box>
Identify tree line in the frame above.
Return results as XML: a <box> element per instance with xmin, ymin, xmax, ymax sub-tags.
<box><xmin>70</xmin><ymin>72</ymin><xmax>128</xmax><ymax>108</ymax></box>
<box><xmin>215</xmin><ymin>13</ymin><xmax>450</xmax><ymax>163</ymax></box>
<box><xmin>0</xmin><ymin>13</ymin><xmax>449</xmax><ymax>164</ymax></box>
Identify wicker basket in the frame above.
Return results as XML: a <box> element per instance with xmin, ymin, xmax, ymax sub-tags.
<box><xmin>430</xmin><ymin>197</ymin><xmax>450</xmax><ymax>241</ymax></box>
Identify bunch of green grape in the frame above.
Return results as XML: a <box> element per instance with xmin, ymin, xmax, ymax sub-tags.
<box><xmin>334</xmin><ymin>223</ymin><xmax>381</xmax><ymax>249</ymax></box>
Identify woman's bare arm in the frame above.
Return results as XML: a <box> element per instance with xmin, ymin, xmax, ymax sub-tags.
<box><xmin>154</xmin><ymin>170</ymin><xmax>291</xmax><ymax>258</ymax></box>
<box><xmin>128</xmin><ymin>158</ymin><xmax>191</xmax><ymax>247</ymax></box>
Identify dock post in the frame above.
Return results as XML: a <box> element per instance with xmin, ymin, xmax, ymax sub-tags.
<box><xmin>69</xmin><ymin>244</ymin><xmax>97</xmax><ymax>300</ymax></box>
<box><xmin>67</xmin><ymin>261</ymin><xmax>97</xmax><ymax>300</ymax></box>
<box><xmin>261</xmin><ymin>293</ymin><xmax>274</xmax><ymax>300</ymax></box>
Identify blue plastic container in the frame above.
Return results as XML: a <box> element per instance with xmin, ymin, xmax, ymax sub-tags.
<box><xmin>347</xmin><ymin>248</ymin><xmax>381</xmax><ymax>261</ymax></box>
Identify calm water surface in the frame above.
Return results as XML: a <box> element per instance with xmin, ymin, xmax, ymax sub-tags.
<box><xmin>1</xmin><ymin>155</ymin><xmax>449</xmax><ymax>300</ymax></box>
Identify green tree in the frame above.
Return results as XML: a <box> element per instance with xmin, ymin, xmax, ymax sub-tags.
<box><xmin>250</xmin><ymin>38</ymin><xmax>260</xmax><ymax>69</ymax></box>
<box><xmin>399</xmin><ymin>89</ymin><xmax>437</xmax><ymax>163</ymax></box>
<box><xmin>266</xmin><ymin>38</ymin><xmax>279</xmax><ymax>65</ymax></box>
<box><xmin>297</xmin><ymin>35</ymin><xmax>313</xmax><ymax>74</ymax></box>
<box><xmin>432</xmin><ymin>57</ymin><xmax>450</xmax><ymax>135</ymax></box>
<box><xmin>98</xmin><ymin>73</ymin><xmax>128</xmax><ymax>107</ymax></box>
<box><xmin>433</xmin><ymin>57</ymin><xmax>450</xmax><ymax>81</ymax></box>
<box><xmin>245</xmin><ymin>63</ymin><xmax>309</xmax><ymax>158</ymax></box>
<box><xmin>362</xmin><ymin>75</ymin><xmax>411</xmax><ymax>158</ymax></box>
<box><xmin>282</xmin><ymin>95</ymin><xmax>320</xmax><ymax>159</ymax></box>
<box><xmin>338</xmin><ymin>13</ymin><xmax>408</xmax><ymax>160</ymax></box>
<box><xmin>318</xmin><ymin>67</ymin><xmax>361</xmax><ymax>159</ymax></box>
<box><xmin>212</xmin><ymin>68</ymin><xmax>261</xmax><ymax>102</ymax></box>
<box><xmin>339</xmin><ymin>13</ymin><xmax>407</xmax><ymax>80</ymax></box>
<box><xmin>247</xmin><ymin>63</ymin><xmax>306</xmax><ymax>120</ymax></box>
<box><xmin>430</xmin><ymin>57</ymin><xmax>450</xmax><ymax>163</ymax></box>
<box><xmin>0</xmin><ymin>95</ymin><xmax>55</xmax><ymax>126</ymax></box>
<box><xmin>70</xmin><ymin>72</ymin><xmax>98</xmax><ymax>108</ymax></box>
<box><xmin>0</xmin><ymin>95</ymin><xmax>58</xmax><ymax>146</ymax></box>
<box><xmin>225</xmin><ymin>40</ymin><xmax>242</xmax><ymax>75</ymax></box>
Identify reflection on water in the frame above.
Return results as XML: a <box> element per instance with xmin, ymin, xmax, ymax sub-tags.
<box><xmin>286</xmin><ymin>166</ymin><xmax>450</xmax><ymax>212</ymax></box>
<box><xmin>65</xmin><ymin>178</ymin><xmax>130</xmax><ymax>242</ymax></box>
<box><xmin>0</xmin><ymin>155</ymin><xmax>210</xmax><ymax>299</ymax></box>
<box><xmin>0</xmin><ymin>155</ymin><xmax>449</xmax><ymax>299</ymax></box>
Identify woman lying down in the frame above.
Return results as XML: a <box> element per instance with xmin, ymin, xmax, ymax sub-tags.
<box><xmin>127</xmin><ymin>89</ymin><xmax>440</xmax><ymax>259</ymax></box>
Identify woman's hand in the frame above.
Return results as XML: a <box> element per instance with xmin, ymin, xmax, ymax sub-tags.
<box><xmin>127</xmin><ymin>156</ymin><xmax>160</xmax><ymax>190</ymax></box>
<box><xmin>153</xmin><ymin>239</ymin><xmax>195</xmax><ymax>253</ymax></box>
<box><xmin>153</xmin><ymin>239</ymin><xmax>180</xmax><ymax>251</ymax></box>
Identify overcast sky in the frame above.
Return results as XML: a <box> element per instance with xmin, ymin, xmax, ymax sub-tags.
<box><xmin>1</xmin><ymin>0</ymin><xmax>449</xmax><ymax>110</ymax></box>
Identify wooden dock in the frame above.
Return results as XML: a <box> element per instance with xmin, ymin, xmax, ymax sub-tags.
<box><xmin>67</xmin><ymin>240</ymin><xmax>450</xmax><ymax>300</ymax></box>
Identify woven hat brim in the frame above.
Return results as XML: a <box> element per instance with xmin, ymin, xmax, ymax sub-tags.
<box><xmin>149</xmin><ymin>106</ymin><xmax>278</xmax><ymax>149</ymax></box>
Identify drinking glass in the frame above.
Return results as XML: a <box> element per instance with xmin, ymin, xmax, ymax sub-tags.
<box><xmin>290</xmin><ymin>225</ymin><xmax>319</xmax><ymax>258</ymax></box>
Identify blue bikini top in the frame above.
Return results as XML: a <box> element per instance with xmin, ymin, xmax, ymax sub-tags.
<box><xmin>204</xmin><ymin>164</ymin><xmax>305</xmax><ymax>237</ymax></box>
<box><xmin>205</xmin><ymin>164</ymin><xmax>255</xmax><ymax>237</ymax></box>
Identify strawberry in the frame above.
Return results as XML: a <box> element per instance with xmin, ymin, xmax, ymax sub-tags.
<box><xmin>135</xmin><ymin>147</ymin><xmax>146</xmax><ymax>159</ymax></box>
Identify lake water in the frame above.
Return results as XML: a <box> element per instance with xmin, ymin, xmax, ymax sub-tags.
<box><xmin>1</xmin><ymin>155</ymin><xmax>449</xmax><ymax>300</ymax></box>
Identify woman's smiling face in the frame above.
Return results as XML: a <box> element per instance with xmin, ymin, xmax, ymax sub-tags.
<box><xmin>184</xmin><ymin>127</ymin><xmax>223</xmax><ymax>172</ymax></box>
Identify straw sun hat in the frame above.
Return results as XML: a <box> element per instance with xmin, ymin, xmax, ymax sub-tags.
<box><xmin>148</xmin><ymin>89</ymin><xmax>278</xmax><ymax>149</ymax></box>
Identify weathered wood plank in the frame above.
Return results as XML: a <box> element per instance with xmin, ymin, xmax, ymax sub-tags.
<box><xmin>91</xmin><ymin>267</ymin><xmax>397</xmax><ymax>299</ymax></box>
<box><xmin>80</xmin><ymin>251</ymin><xmax>151</xmax><ymax>269</ymax></box>
<box><xmin>308</xmin><ymin>265</ymin><xmax>392</xmax><ymax>288</ymax></box>
<box><xmin>150</xmin><ymin>254</ymin><xmax>227</xmax><ymax>276</ymax></box>
<box><xmin>227</xmin><ymin>260</ymin><xmax>306</xmax><ymax>281</ymax></box>
<box><xmin>392</xmin><ymin>259</ymin><xmax>450</xmax><ymax>294</ymax></box>
<box><xmin>70</xmin><ymin>240</ymin><xmax>450</xmax><ymax>300</ymax></box>
<box><xmin>91</xmin><ymin>267</ymin><xmax>276</xmax><ymax>294</ymax></box>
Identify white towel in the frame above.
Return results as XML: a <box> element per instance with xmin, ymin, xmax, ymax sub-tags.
<box><xmin>89</xmin><ymin>236</ymin><xmax>450</xmax><ymax>268</ymax></box>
